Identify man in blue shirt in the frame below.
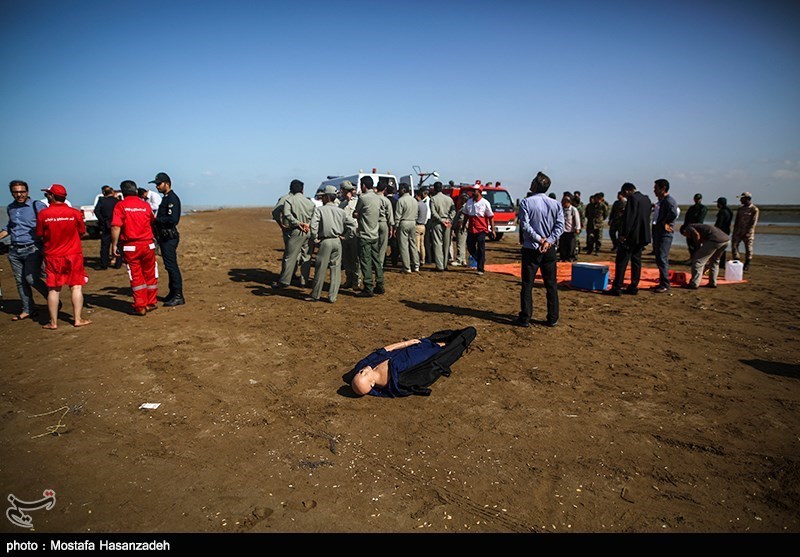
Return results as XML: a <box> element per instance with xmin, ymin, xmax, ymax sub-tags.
<box><xmin>651</xmin><ymin>179</ymin><xmax>678</xmax><ymax>293</ymax></box>
<box><xmin>0</xmin><ymin>180</ymin><xmax>49</xmax><ymax>320</ymax></box>
<box><xmin>514</xmin><ymin>172</ymin><xmax>564</xmax><ymax>328</ymax></box>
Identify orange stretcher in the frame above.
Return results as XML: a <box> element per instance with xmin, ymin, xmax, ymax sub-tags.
<box><xmin>484</xmin><ymin>260</ymin><xmax>746</xmax><ymax>289</ymax></box>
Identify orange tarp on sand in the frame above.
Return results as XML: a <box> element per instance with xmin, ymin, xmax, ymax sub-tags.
<box><xmin>484</xmin><ymin>260</ymin><xmax>746</xmax><ymax>289</ymax></box>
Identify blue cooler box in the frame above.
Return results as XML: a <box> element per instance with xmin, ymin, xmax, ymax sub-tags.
<box><xmin>571</xmin><ymin>262</ymin><xmax>609</xmax><ymax>291</ymax></box>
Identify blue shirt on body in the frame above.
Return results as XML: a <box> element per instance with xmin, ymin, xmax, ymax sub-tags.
<box><xmin>519</xmin><ymin>193</ymin><xmax>565</xmax><ymax>250</ymax></box>
<box><xmin>352</xmin><ymin>339</ymin><xmax>443</xmax><ymax>398</ymax></box>
<box><xmin>3</xmin><ymin>198</ymin><xmax>46</xmax><ymax>245</ymax></box>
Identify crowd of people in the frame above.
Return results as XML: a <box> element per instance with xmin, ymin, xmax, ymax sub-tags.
<box><xmin>3</xmin><ymin>169</ymin><xmax>761</xmax><ymax>331</ymax></box>
<box><xmin>270</xmin><ymin>177</ymin><xmax>497</xmax><ymax>303</ymax></box>
<box><xmin>1</xmin><ymin>173</ymin><xmax>185</xmax><ymax>327</ymax></box>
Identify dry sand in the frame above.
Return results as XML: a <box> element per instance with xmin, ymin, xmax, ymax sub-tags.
<box><xmin>1</xmin><ymin>207</ymin><xmax>798</xmax><ymax>534</ymax></box>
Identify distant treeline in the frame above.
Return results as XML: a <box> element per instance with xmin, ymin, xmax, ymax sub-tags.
<box><xmin>677</xmin><ymin>204</ymin><xmax>800</xmax><ymax>213</ymax></box>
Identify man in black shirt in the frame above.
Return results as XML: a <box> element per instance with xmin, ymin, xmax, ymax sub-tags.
<box><xmin>94</xmin><ymin>185</ymin><xmax>122</xmax><ymax>269</ymax></box>
<box><xmin>683</xmin><ymin>193</ymin><xmax>707</xmax><ymax>257</ymax></box>
<box><xmin>714</xmin><ymin>197</ymin><xmax>733</xmax><ymax>271</ymax></box>
<box><xmin>150</xmin><ymin>172</ymin><xmax>184</xmax><ymax>307</ymax></box>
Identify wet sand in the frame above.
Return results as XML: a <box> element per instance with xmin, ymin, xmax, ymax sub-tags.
<box><xmin>1</xmin><ymin>207</ymin><xmax>798</xmax><ymax>534</ymax></box>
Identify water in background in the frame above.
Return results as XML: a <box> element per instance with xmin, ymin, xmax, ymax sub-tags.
<box><xmin>2</xmin><ymin>205</ymin><xmax>799</xmax><ymax>258</ymax></box>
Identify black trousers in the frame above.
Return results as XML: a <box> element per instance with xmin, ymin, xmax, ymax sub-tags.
<box><xmin>519</xmin><ymin>246</ymin><xmax>559</xmax><ymax>324</ymax></box>
<box><xmin>99</xmin><ymin>228</ymin><xmax>122</xmax><ymax>269</ymax></box>
<box><xmin>558</xmin><ymin>232</ymin><xmax>577</xmax><ymax>261</ymax></box>
<box><xmin>613</xmin><ymin>243</ymin><xmax>645</xmax><ymax>290</ymax></box>
<box><xmin>159</xmin><ymin>237</ymin><xmax>183</xmax><ymax>294</ymax></box>
<box><xmin>466</xmin><ymin>231</ymin><xmax>487</xmax><ymax>272</ymax></box>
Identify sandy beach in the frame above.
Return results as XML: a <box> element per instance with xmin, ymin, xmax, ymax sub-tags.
<box><xmin>1</xmin><ymin>207</ymin><xmax>799</xmax><ymax>534</ymax></box>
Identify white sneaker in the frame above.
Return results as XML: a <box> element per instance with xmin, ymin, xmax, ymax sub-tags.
<box><xmin>450</xmin><ymin>261</ymin><xmax>461</xmax><ymax>267</ymax></box>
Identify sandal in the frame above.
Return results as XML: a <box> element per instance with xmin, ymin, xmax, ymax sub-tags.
<box><xmin>11</xmin><ymin>312</ymin><xmax>34</xmax><ymax>321</ymax></box>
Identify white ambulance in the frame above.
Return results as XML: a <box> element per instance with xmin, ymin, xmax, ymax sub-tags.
<box><xmin>318</xmin><ymin>170</ymin><xmax>405</xmax><ymax>195</ymax></box>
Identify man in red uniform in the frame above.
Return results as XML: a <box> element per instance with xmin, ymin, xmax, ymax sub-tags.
<box><xmin>111</xmin><ymin>180</ymin><xmax>158</xmax><ymax>316</ymax></box>
<box><xmin>35</xmin><ymin>184</ymin><xmax>91</xmax><ymax>330</ymax></box>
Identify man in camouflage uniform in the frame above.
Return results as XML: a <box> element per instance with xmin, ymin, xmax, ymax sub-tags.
<box><xmin>591</xmin><ymin>192</ymin><xmax>610</xmax><ymax>254</ymax></box>
<box><xmin>451</xmin><ymin>190</ymin><xmax>470</xmax><ymax>266</ymax></box>
<box><xmin>608</xmin><ymin>190</ymin><xmax>626</xmax><ymax>252</ymax></box>
<box><xmin>731</xmin><ymin>192</ymin><xmax>759</xmax><ymax>271</ymax></box>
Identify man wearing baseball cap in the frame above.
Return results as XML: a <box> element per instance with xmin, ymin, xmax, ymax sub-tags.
<box><xmin>150</xmin><ymin>172</ymin><xmax>184</xmax><ymax>306</ymax></box>
<box><xmin>307</xmin><ymin>185</ymin><xmax>357</xmax><ymax>302</ymax></box>
<box><xmin>459</xmin><ymin>183</ymin><xmax>495</xmax><ymax>274</ymax></box>
<box><xmin>35</xmin><ymin>185</ymin><xmax>91</xmax><ymax>329</ymax></box>
<box><xmin>731</xmin><ymin>192</ymin><xmax>759</xmax><ymax>271</ymax></box>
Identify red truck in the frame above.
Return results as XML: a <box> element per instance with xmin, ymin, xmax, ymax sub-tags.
<box><xmin>443</xmin><ymin>181</ymin><xmax>517</xmax><ymax>240</ymax></box>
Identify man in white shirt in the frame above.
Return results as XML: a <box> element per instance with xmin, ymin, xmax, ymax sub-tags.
<box><xmin>460</xmin><ymin>185</ymin><xmax>494</xmax><ymax>274</ymax></box>
<box><xmin>137</xmin><ymin>188</ymin><xmax>162</xmax><ymax>213</ymax></box>
<box><xmin>558</xmin><ymin>194</ymin><xmax>581</xmax><ymax>262</ymax></box>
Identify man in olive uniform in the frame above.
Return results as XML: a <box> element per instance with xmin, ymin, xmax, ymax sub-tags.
<box><xmin>272</xmin><ymin>186</ymin><xmax>293</xmax><ymax>238</ymax></box>
<box><xmin>271</xmin><ymin>185</ymin><xmax>298</xmax><ymax>283</ymax></box>
<box><xmin>151</xmin><ymin>172</ymin><xmax>184</xmax><ymax>306</ymax></box>
<box><xmin>731</xmin><ymin>192</ymin><xmax>759</xmax><ymax>271</ymax></box>
<box><xmin>355</xmin><ymin>176</ymin><xmax>383</xmax><ymax>297</ymax></box>
<box><xmin>307</xmin><ymin>186</ymin><xmax>357</xmax><ymax>303</ymax></box>
<box><xmin>394</xmin><ymin>182</ymin><xmax>419</xmax><ymax>273</ymax></box>
<box><xmin>584</xmin><ymin>194</ymin><xmax>597</xmax><ymax>254</ymax></box>
<box><xmin>429</xmin><ymin>181</ymin><xmax>457</xmax><ymax>271</ymax></box>
<box><xmin>339</xmin><ymin>180</ymin><xmax>360</xmax><ymax>289</ymax></box>
<box><xmin>451</xmin><ymin>189</ymin><xmax>470</xmax><ymax>266</ymax></box>
<box><xmin>273</xmin><ymin>179</ymin><xmax>316</xmax><ymax>289</ymax></box>
<box><xmin>376</xmin><ymin>182</ymin><xmax>395</xmax><ymax>270</ymax></box>
<box><xmin>608</xmin><ymin>191</ymin><xmax>626</xmax><ymax>252</ymax></box>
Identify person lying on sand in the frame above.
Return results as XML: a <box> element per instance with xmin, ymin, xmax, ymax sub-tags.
<box><xmin>344</xmin><ymin>327</ymin><xmax>476</xmax><ymax>397</ymax></box>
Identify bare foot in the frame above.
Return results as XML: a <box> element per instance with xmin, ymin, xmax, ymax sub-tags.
<box><xmin>42</xmin><ymin>323</ymin><xmax>58</xmax><ymax>330</ymax></box>
<box><xmin>73</xmin><ymin>319</ymin><xmax>92</xmax><ymax>328</ymax></box>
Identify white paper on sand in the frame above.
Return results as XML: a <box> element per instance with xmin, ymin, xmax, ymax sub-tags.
<box><xmin>139</xmin><ymin>403</ymin><xmax>161</xmax><ymax>410</ymax></box>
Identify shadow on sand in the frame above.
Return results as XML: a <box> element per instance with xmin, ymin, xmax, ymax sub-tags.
<box><xmin>401</xmin><ymin>299</ymin><xmax>513</xmax><ymax>325</ymax></box>
<box><xmin>741</xmin><ymin>359</ymin><xmax>800</xmax><ymax>380</ymax></box>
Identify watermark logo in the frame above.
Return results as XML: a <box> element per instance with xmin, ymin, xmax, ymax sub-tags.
<box><xmin>6</xmin><ymin>490</ymin><xmax>56</xmax><ymax>529</ymax></box>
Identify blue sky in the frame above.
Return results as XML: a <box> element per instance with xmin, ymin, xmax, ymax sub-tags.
<box><xmin>1</xmin><ymin>0</ymin><xmax>798</xmax><ymax>207</ymax></box>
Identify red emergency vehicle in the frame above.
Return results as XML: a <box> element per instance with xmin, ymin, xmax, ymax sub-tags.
<box><xmin>443</xmin><ymin>181</ymin><xmax>517</xmax><ymax>240</ymax></box>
